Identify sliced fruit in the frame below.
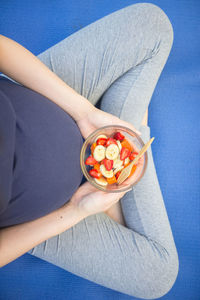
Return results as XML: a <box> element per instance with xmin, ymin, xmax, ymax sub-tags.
<box><xmin>89</xmin><ymin>168</ymin><xmax>102</xmax><ymax>179</ymax></box>
<box><xmin>96</xmin><ymin>138</ymin><xmax>107</xmax><ymax>146</ymax></box>
<box><xmin>120</xmin><ymin>147</ymin><xmax>131</xmax><ymax>160</ymax></box>
<box><xmin>124</xmin><ymin>157</ymin><xmax>130</xmax><ymax>166</ymax></box>
<box><xmin>94</xmin><ymin>163</ymin><xmax>101</xmax><ymax>171</ymax></box>
<box><xmin>113</xmin><ymin>131</ymin><xmax>125</xmax><ymax>141</ymax></box>
<box><xmin>90</xmin><ymin>142</ymin><xmax>97</xmax><ymax>155</ymax></box>
<box><xmin>85</xmin><ymin>155</ymin><xmax>97</xmax><ymax>165</ymax></box>
<box><xmin>115</xmin><ymin>171</ymin><xmax>121</xmax><ymax>180</ymax></box>
<box><xmin>103</xmin><ymin>158</ymin><xmax>113</xmax><ymax>171</ymax></box>
<box><xmin>105</xmin><ymin>138</ymin><xmax>118</xmax><ymax>147</ymax></box>
<box><xmin>94</xmin><ymin>134</ymin><xmax>107</xmax><ymax>142</ymax></box>
<box><xmin>129</xmin><ymin>151</ymin><xmax>139</xmax><ymax>160</ymax></box>
<box><xmin>100</xmin><ymin>165</ymin><xmax>114</xmax><ymax>178</ymax></box>
<box><xmin>128</xmin><ymin>164</ymin><xmax>137</xmax><ymax>178</ymax></box>
<box><xmin>113</xmin><ymin>158</ymin><xmax>123</xmax><ymax>169</ymax></box>
<box><xmin>120</xmin><ymin>139</ymin><xmax>133</xmax><ymax>152</ymax></box>
<box><xmin>116</xmin><ymin>140</ymin><xmax>122</xmax><ymax>151</ymax></box>
<box><xmin>116</xmin><ymin>153</ymin><xmax>121</xmax><ymax>160</ymax></box>
<box><xmin>113</xmin><ymin>165</ymin><xmax>124</xmax><ymax>175</ymax></box>
<box><xmin>93</xmin><ymin>145</ymin><xmax>106</xmax><ymax>162</ymax></box>
<box><xmin>107</xmin><ymin>175</ymin><xmax>117</xmax><ymax>184</ymax></box>
<box><xmin>106</xmin><ymin>144</ymin><xmax>119</xmax><ymax>160</ymax></box>
<box><xmin>94</xmin><ymin>177</ymin><xmax>108</xmax><ymax>186</ymax></box>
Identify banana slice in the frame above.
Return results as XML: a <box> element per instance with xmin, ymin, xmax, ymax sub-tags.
<box><xmin>113</xmin><ymin>165</ymin><xmax>124</xmax><ymax>175</ymax></box>
<box><xmin>100</xmin><ymin>165</ymin><xmax>114</xmax><ymax>178</ymax></box>
<box><xmin>117</xmin><ymin>154</ymin><xmax>121</xmax><ymax>160</ymax></box>
<box><xmin>113</xmin><ymin>158</ymin><xmax>123</xmax><ymax>169</ymax></box>
<box><xmin>124</xmin><ymin>157</ymin><xmax>130</xmax><ymax>166</ymax></box>
<box><xmin>116</xmin><ymin>140</ymin><xmax>122</xmax><ymax>151</ymax></box>
<box><xmin>93</xmin><ymin>145</ymin><xmax>106</xmax><ymax>161</ymax></box>
<box><xmin>94</xmin><ymin>177</ymin><xmax>108</xmax><ymax>186</ymax></box>
<box><xmin>105</xmin><ymin>144</ymin><xmax>119</xmax><ymax>160</ymax></box>
<box><xmin>94</xmin><ymin>134</ymin><xmax>108</xmax><ymax>142</ymax></box>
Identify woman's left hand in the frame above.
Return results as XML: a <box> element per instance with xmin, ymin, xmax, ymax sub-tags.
<box><xmin>76</xmin><ymin>106</ymin><xmax>141</xmax><ymax>140</ymax></box>
<box><xmin>69</xmin><ymin>180</ymin><xmax>129</xmax><ymax>217</ymax></box>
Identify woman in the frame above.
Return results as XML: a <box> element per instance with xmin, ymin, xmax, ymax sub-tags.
<box><xmin>0</xmin><ymin>3</ymin><xmax>179</xmax><ymax>299</ymax></box>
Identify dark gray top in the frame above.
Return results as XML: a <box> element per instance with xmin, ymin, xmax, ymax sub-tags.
<box><xmin>0</xmin><ymin>76</ymin><xmax>84</xmax><ymax>228</ymax></box>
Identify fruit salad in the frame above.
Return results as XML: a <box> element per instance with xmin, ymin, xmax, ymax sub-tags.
<box><xmin>85</xmin><ymin>131</ymin><xmax>140</xmax><ymax>186</ymax></box>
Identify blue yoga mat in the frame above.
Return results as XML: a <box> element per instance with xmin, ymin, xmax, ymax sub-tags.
<box><xmin>0</xmin><ymin>1</ymin><xmax>199</xmax><ymax>299</ymax></box>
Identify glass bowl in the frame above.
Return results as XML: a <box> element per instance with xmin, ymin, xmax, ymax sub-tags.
<box><xmin>80</xmin><ymin>125</ymin><xmax>148</xmax><ymax>193</ymax></box>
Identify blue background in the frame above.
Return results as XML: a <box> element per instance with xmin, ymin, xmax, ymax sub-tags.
<box><xmin>0</xmin><ymin>1</ymin><xmax>199</xmax><ymax>299</ymax></box>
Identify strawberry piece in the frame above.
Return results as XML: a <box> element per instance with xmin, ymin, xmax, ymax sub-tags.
<box><xmin>129</xmin><ymin>151</ymin><xmax>139</xmax><ymax>160</ymax></box>
<box><xmin>113</xmin><ymin>131</ymin><xmax>125</xmax><ymax>141</ymax></box>
<box><xmin>85</xmin><ymin>155</ymin><xmax>97</xmax><ymax>165</ymax></box>
<box><xmin>105</xmin><ymin>138</ymin><xmax>118</xmax><ymax>147</ymax></box>
<box><xmin>103</xmin><ymin>158</ymin><xmax>113</xmax><ymax>171</ymax></box>
<box><xmin>89</xmin><ymin>169</ymin><xmax>102</xmax><ymax>179</ymax></box>
<box><xmin>115</xmin><ymin>171</ymin><xmax>121</xmax><ymax>180</ymax></box>
<box><xmin>96</xmin><ymin>138</ymin><xmax>107</xmax><ymax>146</ymax></box>
<box><xmin>120</xmin><ymin>147</ymin><xmax>131</xmax><ymax>160</ymax></box>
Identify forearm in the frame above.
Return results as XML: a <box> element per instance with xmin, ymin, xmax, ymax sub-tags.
<box><xmin>0</xmin><ymin>34</ymin><xmax>94</xmax><ymax>121</ymax></box>
<box><xmin>0</xmin><ymin>202</ymin><xmax>86</xmax><ymax>268</ymax></box>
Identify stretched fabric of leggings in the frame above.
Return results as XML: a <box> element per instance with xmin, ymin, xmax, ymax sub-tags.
<box><xmin>28</xmin><ymin>3</ymin><xmax>179</xmax><ymax>299</ymax></box>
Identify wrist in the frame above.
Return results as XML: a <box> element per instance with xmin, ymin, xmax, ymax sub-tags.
<box><xmin>72</xmin><ymin>96</ymin><xmax>96</xmax><ymax>122</ymax></box>
<box><xmin>62</xmin><ymin>200</ymin><xmax>89</xmax><ymax>223</ymax></box>
<box><xmin>45</xmin><ymin>74</ymin><xmax>96</xmax><ymax>122</ymax></box>
<box><xmin>40</xmin><ymin>201</ymin><xmax>88</xmax><ymax>237</ymax></box>
<box><xmin>59</xmin><ymin>84</ymin><xmax>95</xmax><ymax>122</ymax></box>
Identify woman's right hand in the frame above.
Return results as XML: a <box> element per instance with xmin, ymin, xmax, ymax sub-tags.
<box><xmin>69</xmin><ymin>181</ymin><xmax>130</xmax><ymax>217</ymax></box>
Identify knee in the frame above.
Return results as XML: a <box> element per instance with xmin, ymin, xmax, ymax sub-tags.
<box><xmin>129</xmin><ymin>3</ymin><xmax>174</xmax><ymax>48</ymax></box>
<box><xmin>148</xmin><ymin>255</ymin><xmax>179</xmax><ymax>299</ymax></box>
<box><xmin>123</xmin><ymin>246</ymin><xmax>179</xmax><ymax>299</ymax></box>
<box><xmin>146</xmin><ymin>3</ymin><xmax>173</xmax><ymax>45</ymax></box>
<box><xmin>133</xmin><ymin>251</ymin><xmax>179</xmax><ymax>299</ymax></box>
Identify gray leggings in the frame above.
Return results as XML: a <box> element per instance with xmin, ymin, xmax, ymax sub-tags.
<box><xmin>28</xmin><ymin>3</ymin><xmax>179</xmax><ymax>299</ymax></box>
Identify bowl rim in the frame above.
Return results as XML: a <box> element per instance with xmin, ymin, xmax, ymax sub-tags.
<box><xmin>80</xmin><ymin>125</ymin><xmax>148</xmax><ymax>193</ymax></box>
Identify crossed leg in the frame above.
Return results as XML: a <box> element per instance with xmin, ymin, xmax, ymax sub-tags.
<box><xmin>29</xmin><ymin>3</ymin><xmax>178</xmax><ymax>298</ymax></box>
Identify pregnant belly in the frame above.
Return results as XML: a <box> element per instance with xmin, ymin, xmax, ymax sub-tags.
<box><xmin>0</xmin><ymin>82</ymin><xmax>84</xmax><ymax>227</ymax></box>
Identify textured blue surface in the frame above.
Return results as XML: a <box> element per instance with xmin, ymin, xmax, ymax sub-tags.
<box><xmin>0</xmin><ymin>1</ymin><xmax>200</xmax><ymax>300</ymax></box>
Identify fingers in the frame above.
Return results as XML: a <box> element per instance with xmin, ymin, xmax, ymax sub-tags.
<box><xmin>80</xmin><ymin>179</ymin><xmax>132</xmax><ymax>202</ymax></box>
